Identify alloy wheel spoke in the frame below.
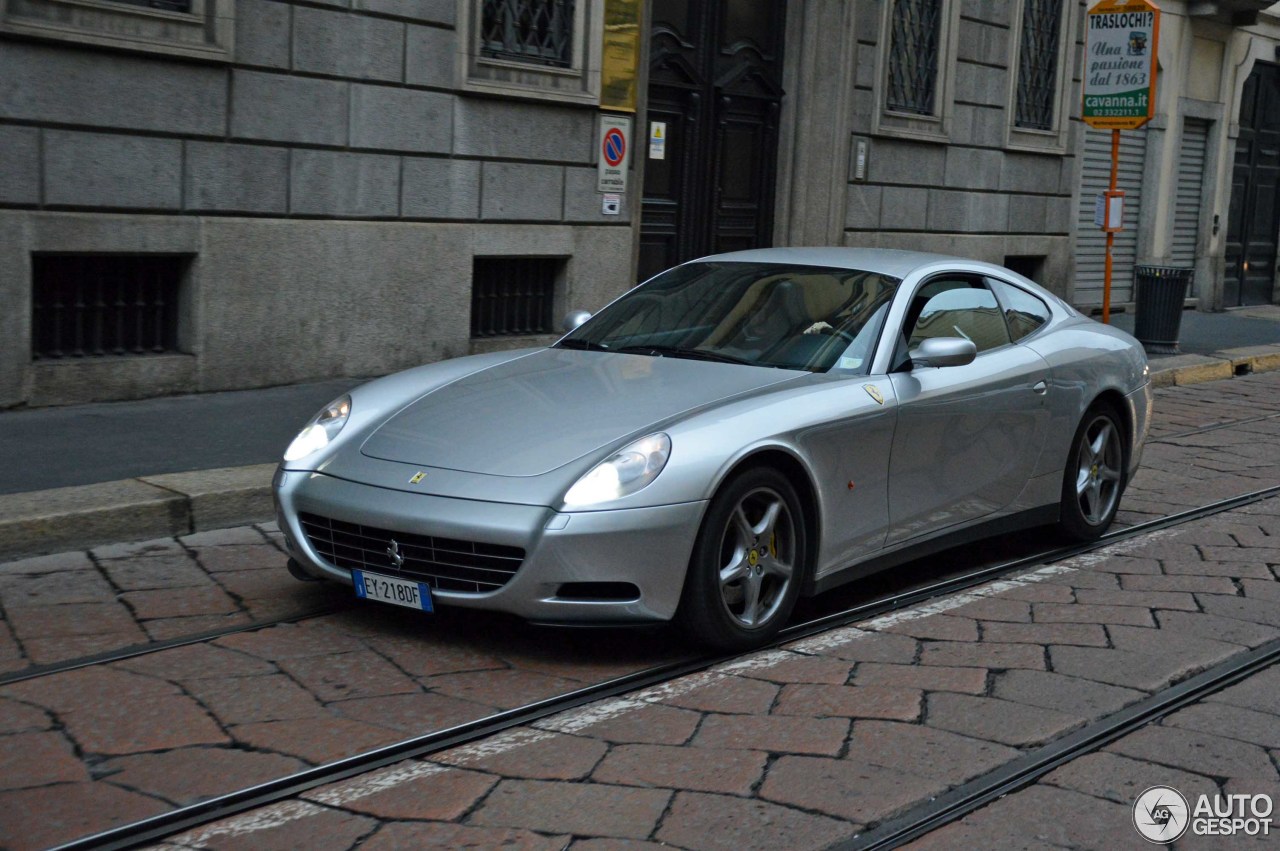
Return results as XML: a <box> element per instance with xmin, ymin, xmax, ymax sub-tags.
<box><xmin>732</xmin><ymin>506</ymin><xmax>755</xmax><ymax>546</ymax></box>
<box><xmin>761</xmin><ymin>554</ymin><xmax>793</xmax><ymax>581</ymax></box>
<box><xmin>740</xmin><ymin>573</ymin><xmax>763</xmax><ymax>626</ymax></box>
<box><xmin>1089</xmin><ymin>422</ymin><xmax>1112</xmax><ymax>459</ymax></box>
<box><xmin>753</xmin><ymin>500</ymin><xmax>782</xmax><ymax>540</ymax></box>
<box><xmin>720</xmin><ymin>551</ymin><xmax>750</xmax><ymax>587</ymax></box>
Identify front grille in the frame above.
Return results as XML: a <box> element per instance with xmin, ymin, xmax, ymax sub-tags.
<box><xmin>299</xmin><ymin>513</ymin><xmax>525</xmax><ymax>594</ymax></box>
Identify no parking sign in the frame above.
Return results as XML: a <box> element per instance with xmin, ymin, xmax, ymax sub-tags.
<box><xmin>597</xmin><ymin>114</ymin><xmax>631</xmax><ymax>193</ymax></box>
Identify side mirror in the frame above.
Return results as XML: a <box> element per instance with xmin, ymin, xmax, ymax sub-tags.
<box><xmin>562</xmin><ymin>310</ymin><xmax>592</xmax><ymax>332</ymax></box>
<box><xmin>909</xmin><ymin>336</ymin><xmax>977</xmax><ymax>368</ymax></box>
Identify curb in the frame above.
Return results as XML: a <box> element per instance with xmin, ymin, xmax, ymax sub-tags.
<box><xmin>3</xmin><ymin>344</ymin><xmax>1279</xmax><ymax>562</ymax></box>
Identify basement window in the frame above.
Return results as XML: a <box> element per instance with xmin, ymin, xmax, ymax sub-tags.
<box><xmin>470</xmin><ymin>257</ymin><xmax>561</xmax><ymax>338</ymax></box>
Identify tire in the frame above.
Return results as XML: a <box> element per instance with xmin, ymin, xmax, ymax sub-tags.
<box><xmin>1059</xmin><ymin>404</ymin><xmax>1126</xmax><ymax>541</ymax></box>
<box><xmin>676</xmin><ymin>467</ymin><xmax>807</xmax><ymax>651</ymax></box>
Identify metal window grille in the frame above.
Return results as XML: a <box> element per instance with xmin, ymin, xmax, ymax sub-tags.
<box><xmin>104</xmin><ymin>0</ymin><xmax>193</xmax><ymax>11</ymax></box>
<box><xmin>31</xmin><ymin>255</ymin><xmax>185</xmax><ymax>360</ymax></box>
<box><xmin>886</xmin><ymin>0</ymin><xmax>942</xmax><ymax>116</ymax></box>
<box><xmin>1015</xmin><ymin>0</ymin><xmax>1063</xmax><ymax>130</ymax></box>
<box><xmin>470</xmin><ymin>257</ymin><xmax>559</xmax><ymax>337</ymax></box>
<box><xmin>480</xmin><ymin>0</ymin><xmax>575</xmax><ymax>68</ymax></box>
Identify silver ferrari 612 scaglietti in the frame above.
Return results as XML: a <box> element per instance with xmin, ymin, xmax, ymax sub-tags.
<box><xmin>274</xmin><ymin>248</ymin><xmax>1152</xmax><ymax>650</ymax></box>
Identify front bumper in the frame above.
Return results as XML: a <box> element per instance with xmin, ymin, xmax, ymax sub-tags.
<box><xmin>274</xmin><ymin>470</ymin><xmax>705</xmax><ymax>623</ymax></box>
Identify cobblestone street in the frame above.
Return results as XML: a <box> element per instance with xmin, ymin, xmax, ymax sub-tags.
<box><xmin>1</xmin><ymin>371</ymin><xmax>1280</xmax><ymax>849</ymax></box>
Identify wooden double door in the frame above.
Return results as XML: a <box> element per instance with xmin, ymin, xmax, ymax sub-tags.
<box><xmin>1226</xmin><ymin>62</ymin><xmax>1280</xmax><ymax>306</ymax></box>
<box><xmin>638</xmin><ymin>1</ymin><xmax>786</xmax><ymax>282</ymax></box>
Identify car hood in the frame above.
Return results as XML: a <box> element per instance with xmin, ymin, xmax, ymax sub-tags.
<box><xmin>359</xmin><ymin>348</ymin><xmax>797</xmax><ymax>477</ymax></box>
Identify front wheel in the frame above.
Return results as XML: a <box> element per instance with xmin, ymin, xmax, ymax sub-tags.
<box><xmin>1059</xmin><ymin>405</ymin><xmax>1125</xmax><ymax>540</ymax></box>
<box><xmin>676</xmin><ymin>467</ymin><xmax>807</xmax><ymax>651</ymax></box>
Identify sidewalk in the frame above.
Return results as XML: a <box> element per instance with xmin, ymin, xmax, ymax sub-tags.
<box><xmin>1</xmin><ymin>307</ymin><xmax>1278</xmax><ymax>560</ymax></box>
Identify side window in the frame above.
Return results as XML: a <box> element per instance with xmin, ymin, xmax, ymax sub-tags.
<box><xmin>906</xmin><ymin>278</ymin><xmax>1011</xmax><ymax>354</ymax></box>
<box><xmin>988</xmin><ymin>278</ymin><xmax>1051</xmax><ymax>342</ymax></box>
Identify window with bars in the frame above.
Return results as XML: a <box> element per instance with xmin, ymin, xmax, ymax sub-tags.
<box><xmin>31</xmin><ymin>255</ymin><xmax>186</xmax><ymax>360</ymax></box>
<box><xmin>886</xmin><ymin>0</ymin><xmax>943</xmax><ymax>116</ymax></box>
<box><xmin>1016</xmin><ymin>0</ymin><xmax>1064</xmax><ymax>130</ymax></box>
<box><xmin>470</xmin><ymin>258</ymin><xmax>561</xmax><ymax>338</ymax></box>
<box><xmin>105</xmin><ymin>0</ymin><xmax>193</xmax><ymax>11</ymax></box>
<box><xmin>480</xmin><ymin>0</ymin><xmax>575</xmax><ymax>68</ymax></box>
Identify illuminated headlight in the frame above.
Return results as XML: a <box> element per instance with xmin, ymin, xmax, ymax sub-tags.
<box><xmin>563</xmin><ymin>433</ymin><xmax>671</xmax><ymax>507</ymax></box>
<box><xmin>283</xmin><ymin>394</ymin><xmax>352</xmax><ymax>462</ymax></box>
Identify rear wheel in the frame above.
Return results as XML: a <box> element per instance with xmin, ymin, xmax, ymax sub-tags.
<box><xmin>676</xmin><ymin>467</ymin><xmax>806</xmax><ymax>651</ymax></box>
<box><xmin>1059</xmin><ymin>405</ymin><xmax>1125</xmax><ymax>540</ymax></box>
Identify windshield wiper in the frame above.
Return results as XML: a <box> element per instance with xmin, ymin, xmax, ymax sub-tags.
<box><xmin>556</xmin><ymin>338</ymin><xmax>610</xmax><ymax>351</ymax></box>
<box><xmin>613</xmin><ymin>345</ymin><xmax>753</xmax><ymax>365</ymax></box>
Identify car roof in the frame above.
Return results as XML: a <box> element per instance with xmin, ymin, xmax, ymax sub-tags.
<box><xmin>693</xmin><ymin>247</ymin><xmax>985</xmax><ymax>280</ymax></box>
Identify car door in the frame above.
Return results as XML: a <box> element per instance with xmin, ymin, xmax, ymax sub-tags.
<box><xmin>885</xmin><ymin>274</ymin><xmax>1051</xmax><ymax>545</ymax></box>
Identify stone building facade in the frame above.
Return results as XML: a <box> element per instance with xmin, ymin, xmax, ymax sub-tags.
<box><xmin>0</xmin><ymin>0</ymin><xmax>636</xmax><ymax>408</ymax></box>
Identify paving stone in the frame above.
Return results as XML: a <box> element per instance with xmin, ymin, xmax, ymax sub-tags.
<box><xmin>1049</xmin><ymin>645</ymin><xmax>1210</xmax><ymax>692</ymax></box>
<box><xmin>656</xmin><ymin>790</ymin><xmax>856</xmax><ymax>850</ymax></box>
<box><xmin>351</xmin><ymin>634</ymin><xmax>504</xmax><ymax>679</ymax></box>
<box><xmin>1107</xmin><ymin>624</ymin><xmax>1244</xmax><ymax>665</ymax></box>
<box><xmin>1074</xmin><ymin>588</ymin><xmax>1200</xmax><ymax>611</ymax></box>
<box><xmin>1162</xmin><ymin>559</ymin><xmax>1273</xmax><ymax>579</ymax></box>
<box><xmin>1108</xmin><ymin>725</ymin><xmax>1279</xmax><ymax>780</ymax></box>
<box><xmin>193</xmin><ymin>544</ymin><xmax>283</xmax><ymax>573</ymax></box>
<box><xmin>661</xmin><ymin>675</ymin><xmax>780</xmax><ymax>715</ymax></box>
<box><xmin>277</xmin><ymin>650</ymin><xmax>421</xmax><ymax>703</ymax></box>
<box><xmin>990</xmin><ymin>582</ymin><xmax>1075</xmax><ymax>603</ymax></box>
<box><xmin>0</xmin><ymin>697</ymin><xmax>51</xmax><ymax>734</ymax></box>
<box><xmin>1155</xmin><ymin>610</ymin><xmax>1280</xmax><ymax>648</ymax></box>
<box><xmin>1207</xmin><ymin>666</ymin><xmax>1280</xmax><ymax>713</ymax></box>
<box><xmin>1043</xmin><ymin>751</ymin><xmax>1218</xmax><ymax>805</ymax></box>
<box><xmin>437</xmin><ymin>730</ymin><xmax>607</xmax><ymax>780</ymax></box>
<box><xmin>1053</xmin><ymin>570</ymin><xmax>1121</xmax><ymax>590</ymax></box>
<box><xmin>91</xmin><ymin>538</ymin><xmax>187</xmax><ymax>562</ymax></box>
<box><xmin>122</xmin><ymin>586</ymin><xmax>240</xmax><ymax>620</ymax></box>
<box><xmin>471</xmin><ymin>779</ymin><xmax>670</xmax><ymax>839</ymax></box>
<box><xmin>215</xmin><ymin>622</ymin><xmax>367</xmax><ymax>659</ymax></box>
<box><xmin>1074</xmin><ymin>555</ymin><xmax>1164</xmax><ymax>575</ymax></box>
<box><xmin>852</xmin><ymin>662</ymin><xmax>988</xmax><ymax>694</ymax></box>
<box><xmin>979</xmin><ymin>621</ymin><xmax>1110</xmax><ymax>647</ymax></box>
<box><xmin>785</xmin><ymin>628</ymin><xmax>919</xmax><ymax>663</ymax></box>
<box><xmin>905</xmin><ymin>784</ymin><xmax>1134</xmax><ymax>850</ymax></box>
<box><xmin>594</xmin><ymin>743</ymin><xmax>766</xmax><ymax>794</ymax></box>
<box><xmin>0</xmin><ymin>730</ymin><xmax>88</xmax><ymax>789</ymax></box>
<box><xmin>991</xmin><ymin>669</ymin><xmax>1145</xmax><ymax>719</ymax></box>
<box><xmin>6</xmin><ymin>602</ymin><xmax>143</xmax><ymax>639</ymax></box>
<box><xmin>21</xmin><ymin>632</ymin><xmax>149</xmax><ymax>666</ymax></box>
<box><xmin>231</xmin><ymin>716</ymin><xmax>402</xmax><ymax>765</ymax></box>
<box><xmin>570</xmin><ymin>840</ymin><xmax>671</xmax><ymax>851</ymax></box>
<box><xmin>730</xmin><ymin>652</ymin><xmax>853</xmax><ymax>684</ymax></box>
<box><xmin>774</xmin><ymin>684</ymin><xmax>921</xmax><ymax>721</ymax></box>
<box><xmin>117</xmin><ymin>644</ymin><xmax>272</xmax><ymax>686</ymax></box>
<box><xmin>1</xmin><ymin>551</ymin><xmax>94</xmax><ymax>575</ymax></box>
<box><xmin>0</xmin><ymin>781</ymin><xmax>168</xmax><ymax>851</ymax></box>
<box><xmin>360</xmin><ymin>822</ymin><xmax>569</xmax><ymax>850</ymax></box>
<box><xmin>140</xmin><ymin>612</ymin><xmax>255</xmax><ymax>642</ymax></box>
<box><xmin>65</xmin><ymin>692</ymin><xmax>229</xmax><ymax>755</ymax></box>
<box><xmin>544</xmin><ymin>702</ymin><xmax>701</xmax><ymax>745</ymax></box>
<box><xmin>692</xmin><ymin>713</ymin><xmax>850</xmax><ymax>756</ymax></box>
<box><xmin>97</xmin><ymin>747</ymin><xmax>307</xmax><ymax>805</ymax></box>
<box><xmin>1198</xmin><ymin>594</ymin><xmax>1280</xmax><ymax>628</ymax></box>
<box><xmin>185</xmin><ymin>673</ymin><xmax>327</xmax><ymax>725</ymax></box>
<box><xmin>881</xmin><ymin>614</ymin><xmax>980</xmax><ymax>641</ymax></box>
<box><xmin>332</xmin><ymin>691</ymin><xmax>495</xmax><ymax>735</ymax></box>
<box><xmin>0</xmin><ymin>570</ymin><xmax>117</xmax><ymax>606</ymax></box>
<box><xmin>306</xmin><ymin>764</ymin><xmax>498</xmax><ymax>821</ymax></box>
<box><xmin>98</xmin><ymin>558</ymin><xmax>212</xmax><ymax>591</ymax></box>
<box><xmin>180</xmin><ymin>526</ymin><xmax>271</xmax><ymax>548</ymax></box>
<box><xmin>1241</xmin><ymin>578</ymin><xmax>1280</xmax><ymax>602</ymax></box>
<box><xmin>1032</xmin><ymin>602</ymin><xmax>1156</xmax><ymax>626</ymax></box>
<box><xmin>1163</xmin><ymin>703</ymin><xmax>1280</xmax><ymax>750</ymax></box>
<box><xmin>761</xmin><ymin>755</ymin><xmax>948</xmax><ymax>823</ymax></box>
<box><xmin>1121</xmin><ymin>573</ymin><xmax>1240</xmax><ymax>594</ymax></box>
<box><xmin>848</xmin><ymin>720</ymin><xmax>1020</xmax><ymax>785</ymax></box>
<box><xmin>426</xmin><ymin>668</ymin><xmax>585</xmax><ymax>710</ymax></box>
<box><xmin>925</xmin><ymin>693</ymin><xmax>1081</xmax><ymax>747</ymax></box>
<box><xmin>946</xmin><ymin>597</ymin><xmax>1032</xmax><ymax>623</ymax></box>
<box><xmin>1201</xmin><ymin>546</ymin><xmax>1280</xmax><ymax>564</ymax></box>
<box><xmin>919</xmin><ymin>641</ymin><xmax>1046</xmax><ymax>670</ymax></box>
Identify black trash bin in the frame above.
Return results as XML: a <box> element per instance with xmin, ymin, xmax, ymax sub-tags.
<box><xmin>1132</xmin><ymin>265</ymin><xmax>1193</xmax><ymax>354</ymax></box>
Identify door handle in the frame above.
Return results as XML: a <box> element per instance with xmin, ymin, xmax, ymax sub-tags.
<box><xmin>1032</xmin><ymin>380</ymin><xmax>1048</xmax><ymax>395</ymax></box>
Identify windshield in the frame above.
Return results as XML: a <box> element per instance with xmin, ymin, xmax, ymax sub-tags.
<box><xmin>559</xmin><ymin>261</ymin><xmax>900</xmax><ymax>373</ymax></box>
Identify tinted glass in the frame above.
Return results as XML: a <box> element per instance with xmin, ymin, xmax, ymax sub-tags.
<box><xmin>560</xmin><ymin>262</ymin><xmax>901</xmax><ymax>373</ymax></box>
<box><xmin>988</xmin><ymin>278</ymin><xmax>1051</xmax><ymax>342</ymax></box>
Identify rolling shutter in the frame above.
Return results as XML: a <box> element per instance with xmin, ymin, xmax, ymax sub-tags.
<box><xmin>1075</xmin><ymin>126</ymin><xmax>1148</xmax><ymax>306</ymax></box>
<box><xmin>1172</xmin><ymin>118</ymin><xmax>1210</xmax><ymax>296</ymax></box>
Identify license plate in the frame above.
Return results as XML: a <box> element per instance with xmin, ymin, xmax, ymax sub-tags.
<box><xmin>352</xmin><ymin>569</ymin><xmax>433</xmax><ymax>612</ymax></box>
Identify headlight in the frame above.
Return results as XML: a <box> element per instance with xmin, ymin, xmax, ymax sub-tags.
<box><xmin>563</xmin><ymin>433</ymin><xmax>671</xmax><ymax>507</ymax></box>
<box><xmin>283</xmin><ymin>394</ymin><xmax>352</xmax><ymax>462</ymax></box>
